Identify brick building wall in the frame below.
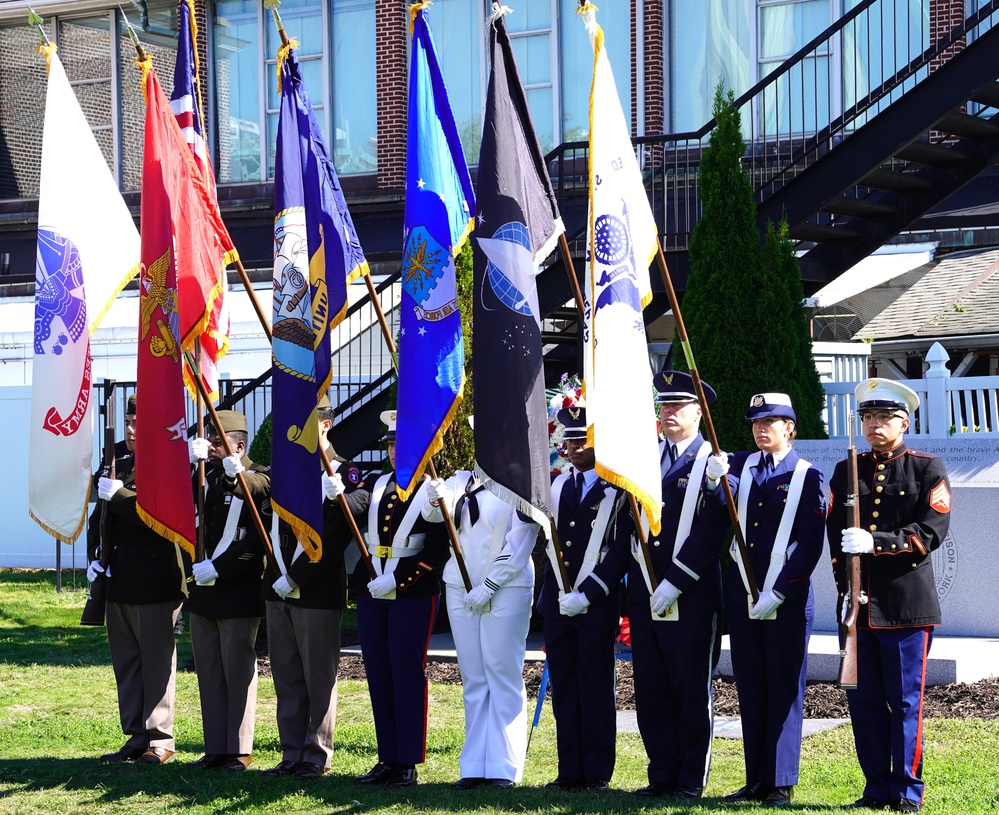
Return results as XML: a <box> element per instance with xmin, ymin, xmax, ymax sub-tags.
<box><xmin>0</xmin><ymin>23</ymin><xmax>51</xmax><ymax>199</ymax></box>
<box><xmin>928</xmin><ymin>0</ymin><xmax>968</xmax><ymax>144</ymax></box>
<box><xmin>642</xmin><ymin>0</ymin><xmax>664</xmax><ymax>138</ymax></box>
<box><xmin>375</xmin><ymin>0</ymin><xmax>406</xmax><ymax>190</ymax></box>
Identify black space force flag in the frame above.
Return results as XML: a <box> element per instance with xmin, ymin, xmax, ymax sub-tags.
<box><xmin>472</xmin><ymin>8</ymin><xmax>565</xmax><ymax>528</ymax></box>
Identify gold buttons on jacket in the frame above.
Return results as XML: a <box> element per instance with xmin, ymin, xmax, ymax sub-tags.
<box><xmin>876</xmin><ymin>486</ymin><xmax>883</xmax><ymax>493</ymax></box>
<box><xmin>874</xmin><ymin>498</ymin><xmax>881</xmax><ymax>505</ymax></box>
<box><xmin>565</xmin><ymin>541</ymin><xmax>572</xmax><ymax>548</ymax></box>
<box><xmin>877</xmin><ymin>475</ymin><xmax>886</xmax><ymax>481</ymax></box>
<box><xmin>872</xmin><ymin>512</ymin><xmax>879</xmax><ymax>518</ymax></box>
<box><xmin>877</xmin><ymin>464</ymin><xmax>885</xmax><ymax>471</ymax></box>
<box><xmin>569</xmin><ymin>521</ymin><xmax>576</xmax><ymax>527</ymax></box>
<box><xmin>869</xmin><ymin>524</ymin><xmax>877</xmax><ymax>531</ymax></box>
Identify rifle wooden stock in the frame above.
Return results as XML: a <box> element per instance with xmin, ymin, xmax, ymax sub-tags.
<box><xmin>81</xmin><ymin>381</ymin><xmax>116</xmax><ymax>627</ymax></box>
<box><xmin>838</xmin><ymin>422</ymin><xmax>862</xmax><ymax>689</ymax></box>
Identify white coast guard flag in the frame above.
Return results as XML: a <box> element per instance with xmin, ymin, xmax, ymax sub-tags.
<box><xmin>28</xmin><ymin>48</ymin><xmax>140</xmax><ymax>543</ymax></box>
<box><xmin>579</xmin><ymin>4</ymin><xmax>662</xmax><ymax>535</ymax></box>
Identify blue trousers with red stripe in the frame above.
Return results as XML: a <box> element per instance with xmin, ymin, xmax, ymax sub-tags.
<box><xmin>356</xmin><ymin>593</ymin><xmax>439</xmax><ymax>766</ymax></box>
<box><xmin>847</xmin><ymin>626</ymin><xmax>933</xmax><ymax>806</ymax></box>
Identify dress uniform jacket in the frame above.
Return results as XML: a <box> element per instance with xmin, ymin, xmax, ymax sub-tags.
<box><xmin>827</xmin><ymin>442</ymin><xmax>951</xmax><ymax>807</ymax></box>
<box><xmin>716</xmin><ymin>448</ymin><xmax>826</xmax><ymax>790</ymax></box>
<box><xmin>263</xmin><ymin>456</ymin><xmax>368</xmax><ymax>770</ymax></box>
<box><xmin>187</xmin><ymin>456</ymin><xmax>270</xmax><ymax>620</ymax></box>
<box><xmin>87</xmin><ymin>442</ymin><xmax>188</xmax><ymax>754</ymax></box>
<box><xmin>627</xmin><ymin>435</ymin><xmax>728</xmax><ymax>791</ymax></box>
<box><xmin>349</xmin><ymin>473</ymin><xmax>449</xmax><ymax>767</ymax></box>
<box><xmin>539</xmin><ymin>468</ymin><xmax>633</xmax><ymax>786</ymax></box>
<box><xmin>186</xmin><ymin>455</ymin><xmax>271</xmax><ymax>758</ymax></box>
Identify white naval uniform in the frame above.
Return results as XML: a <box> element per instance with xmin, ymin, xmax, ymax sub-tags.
<box><xmin>424</xmin><ymin>470</ymin><xmax>538</xmax><ymax>782</ymax></box>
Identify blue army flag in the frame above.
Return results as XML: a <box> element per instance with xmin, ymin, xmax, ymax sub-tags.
<box><xmin>579</xmin><ymin>3</ymin><xmax>663</xmax><ymax>535</ymax></box>
<box><xmin>29</xmin><ymin>46</ymin><xmax>140</xmax><ymax>543</ymax></box>
<box><xmin>395</xmin><ymin>3</ymin><xmax>476</xmax><ymax>499</ymax></box>
<box><xmin>270</xmin><ymin>43</ymin><xmax>368</xmax><ymax>560</ymax></box>
<box><xmin>472</xmin><ymin>7</ymin><xmax>563</xmax><ymax>527</ymax></box>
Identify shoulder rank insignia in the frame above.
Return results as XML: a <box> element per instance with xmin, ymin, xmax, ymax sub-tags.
<box><xmin>930</xmin><ymin>481</ymin><xmax>951</xmax><ymax>513</ymax></box>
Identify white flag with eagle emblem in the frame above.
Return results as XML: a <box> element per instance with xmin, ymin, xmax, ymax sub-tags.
<box><xmin>29</xmin><ymin>48</ymin><xmax>140</xmax><ymax>543</ymax></box>
<box><xmin>579</xmin><ymin>3</ymin><xmax>662</xmax><ymax>535</ymax></box>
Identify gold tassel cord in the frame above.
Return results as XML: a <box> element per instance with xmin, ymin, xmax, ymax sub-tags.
<box><xmin>275</xmin><ymin>37</ymin><xmax>299</xmax><ymax>95</ymax></box>
<box><xmin>408</xmin><ymin>1</ymin><xmax>432</xmax><ymax>35</ymax></box>
<box><xmin>576</xmin><ymin>2</ymin><xmax>599</xmax><ymax>15</ymax></box>
<box><xmin>36</xmin><ymin>41</ymin><xmax>57</xmax><ymax>74</ymax></box>
<box><xmin>134</xmin><ymin>54</ymin><xmax>153</xmax><ymax>102</ymax></box>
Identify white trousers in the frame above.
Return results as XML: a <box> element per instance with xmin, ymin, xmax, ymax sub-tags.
<box><xmin>447</xmin><ymin>584</ymin><xmax>533</xmax><ymax>782</ymax></box>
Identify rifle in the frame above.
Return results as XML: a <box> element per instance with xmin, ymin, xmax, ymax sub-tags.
<box><xmin>837</xmin><ymin>409</ymin><xmax>867</xmax><ymax>689</ymax></box>
<box><xmin>81</xmin><ymin>380</ymin><xmax>116</xmax><ymax>626</ymax></box>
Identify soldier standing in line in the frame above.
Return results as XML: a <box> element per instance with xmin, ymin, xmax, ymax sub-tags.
<box><xmin>87</xmin><ymin>393</ymin><xmax>189</xmax><ymax>766</ymax></box>
<box><xmin>262</xmin><ymin>395</ymin><xmax>369</xmax><ymax>780</ymax></box>
<box><xmin>540</xmin><ymin>404</ymin><xmax>633</xmax><ymax>792</ymax></box>
<box><xmin>350</xmin><ymin>409</ymin><xmax>449</xmax><ymax>789</ymax></box>
<box><xmin>628</xmin><ymin>371</ymin><xmax>729</xmax><ymax>800</ymax></box>
<box><xmin>706</xmin><ymin>393</ymin><xmax>826</xmax><ymax>807</ymax></box>
<box><xmin>828</xmin><ymin>379</ymin><xmax>951</xmax><ymax>814</ymax></box>
<box><xmin>186</xmin><ymin>409</ymin><xmax>270</xmax><ymax>772</ymax></box>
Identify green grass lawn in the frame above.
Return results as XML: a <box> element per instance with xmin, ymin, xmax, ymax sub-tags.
<box><xmin>1</xmin><ymin>569</ymin><xmax>997</xmax><ymax>814</ymax></box>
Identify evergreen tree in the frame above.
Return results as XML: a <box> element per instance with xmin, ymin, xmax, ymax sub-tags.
<box><xmin>678</xmin><ymin>83</ymin><xmax>826</xmax><ymax>450</ymax></box>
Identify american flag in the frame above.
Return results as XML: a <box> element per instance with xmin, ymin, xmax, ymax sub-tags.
<box><xmin>169</xmin><ymin>0</ymin><xmax>233</xmax><ymax>401</ymax></box>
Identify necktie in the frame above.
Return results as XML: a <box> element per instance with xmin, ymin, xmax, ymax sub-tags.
<box><xmin>670</xmin><ymin>444</ymin><xmax>678</xmax><ymax>466</ymax></box>
<box><xmin>763</xmin><ymin>454</ymin><xmax>775</xmax><ymax>475</ymax></box>
<box><xmin>575</xmin><ymin>471</ymin><xmax>585</xmax><ymax>504</ymax></box>
<box><xmin>456</xmin><ymin>475</ymin><xmax>480</xmax><ymax>526</ymax></box>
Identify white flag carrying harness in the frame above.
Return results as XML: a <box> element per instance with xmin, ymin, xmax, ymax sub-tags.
<box><xmin>634</xmin><ymin>440</ymin><xmax>712</xmax><ymax>621</ymax></box>
<box><xmin>363</xmin><ymin>474</ymin><xmax>428</xmax><ymax>601</ymax></box>
<box><xmin>731</xmin><ymin>451</ymin><xmax>812</xmax><ymax>620</ymax></box>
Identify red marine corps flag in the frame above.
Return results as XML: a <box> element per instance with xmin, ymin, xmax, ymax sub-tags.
<box><xmin>133</xmin><ymin>59</ymin><xmax>201</xmax><ymax>557</ymax></box>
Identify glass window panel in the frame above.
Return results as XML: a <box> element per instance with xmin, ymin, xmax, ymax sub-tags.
<box><xmin>759</xmin><ymin>1</ymin><xmax>829</xmax><ymax>60</ymax></box>
<box><xmin>265</xmin><ymin>56</ymin><xmax>325</xmax><ymax>179</ymax></box>
<box><xmin>669</xmin><ymin>0</ymin><xmax>751</xmax><ymax>132</ymax></box>
<box><xmin>58</xmin><ymin>17</ymin><xmax>115</xmax><ymax>174</ymax></box>
<box><xmin>526</xmin><ymin>86</ymin><xmax>555</xmax><ymax>153</ymax></box>
<box><xmin>265</xmin><ymin>0</ymin><xmax>323</xmax><ymax>57</ymax></box>
<box><xmin>0</xmin><ymin>23</ymin><xmax>51</xmax><ymax>198</ymax></box>
<box><xmin>760</xmin><ymin>54</ymin><xmax>829</xmax><ymax>134</ymax></box>
<box><xmin>214</xmin><ymin>0</ymin><xmax>263</xmax><ymax>182</ymax></box>
<box><xmin>425</xmin><ymin>0</ymin><xmax>481</xmax><ymax>167</ymax></box>
<box><xmin>331</xmin><ymin>0</ymin><xmax>377</xmax><ymax>174</ymax></box>
<box><xmin>506</xmin><ymin>2</ymin><xmax>551</xmax><ymax>33</ymax></box>
<box><xmin>560</xmin><ymin>0</ymin><xmax>631</xmax><ymax>141</ymax></box>
<box><xmin>511</xmin><ymin>33</ymin><xmax>551</xmax><ymax>86</ymax></box>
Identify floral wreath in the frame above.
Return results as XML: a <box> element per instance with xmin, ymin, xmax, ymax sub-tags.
<box><xmin>547</xmin><ymin>373</ymin><xmax>584</xmax><ymax>475</ymax></box>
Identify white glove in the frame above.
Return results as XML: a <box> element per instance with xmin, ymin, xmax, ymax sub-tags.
<box><xmin>706</xmin><ymin>453</ymin><xmax>730</xmax><ymax>481</ymax></box>
<box><xmin>650</xmin><ymin>578</ymin><xmax>681</xmax><ymax>616</ymax></box>
<box><xmin>558</xmin><ymin>591</ymin><xmax>590</xmax><ymax>617</ymax></box>
<box><xmin>98</xmin><ymin>477</ymin><xmax>123</xmax><ymax>502</ymax></box>
<box><xmin>749</xmin><ymin>589</ymin><xmax>785</xmax><ymax>620</ymax></box>
<box><xmin>367</xmin><ymin>573</ymin><xmax>397</xmax><ymax>599</ymax></box>
<box><xmin>192</xmin><ymin>559</ymin><xmax>219</xmax><ymax>585</ymax></box>
<box><xmin>86</xmin><ymin>560</ymin><xmax>105</xmax><ymax>583</ymax></box>
<box><xmin>273</xmin><ymin>575</ymin><xmax>298</xmax><ymax>599</ymax></box>
<box><xmin>425</xmin><ymin>478</ymin><xmax>445</xmax><ymax>504</ymax></box>
<box><xmin>322</xmin><ymin>471</ymin><xmax>345</xmax><ymax>501</ymax></box>
<box><xmin>842</xmin><ymin>527</ymin><xmax>875</xmax><ymax>555</ymax></box>
<box><xmin>189</xmin><ymin>437</ymin><xmax>210</xmax><ymax>464</ymax></box>
<box><xmin>463</xmin><ymin>584</ymin><xmax>494</xmax><ymax>614</ymax></box>
<box><xmin>222</xmin><ymin>455</ymin><xmax>245</xmax><ymax>478</ymax></box>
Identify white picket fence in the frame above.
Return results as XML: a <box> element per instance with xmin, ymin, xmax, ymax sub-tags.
<box><xmin>824</xmin><ymin>342</ymin><xmax>999</xmax><ymax>438</ymax></box>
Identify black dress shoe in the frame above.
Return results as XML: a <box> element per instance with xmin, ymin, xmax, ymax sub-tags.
<box><xmin>188</xmin><ymin>753</ymin><xmax>229</xmax><ymax>769</ymax></box>
<box><xmin>223</xmin><ymin>754</ymin><xmax>252</xmax><ymax>772</ymax></box>
<box><xmin>724</xmin><ymin>782</ymin><xmax>770</xmax><ymax>803</ymax></box>
<box><xmin>489</xmin><ymin>778</ymin><xmax>515</xmax><ymax>788</ymax></box>
<box><xmin>764</xmin><ymin>786</ymin><xmax>794</xmax><ymax>805</ymax></box>
<box><xmin>891</xmin><ymin>799</ymin><xmax>920</xmax><ymax>813</ymax></box>
<box><xmin>544</xmin><ymin>778</ymin><xmax>579</xmax><ymax>791</ymax></box>
<box><xmin>635</xmin><ymin>783</ymin><xmax>675</xmax><ymax>797</ymax></box>
<box><xmin>355</xmin><ymin>762</ymin><xmax>395</xmax><ymax>784</ymax></box>
<box><xmin>293</xmin><ymin>761</ymin><xmax>328</xmax><ymax>779</ymax></box>
<box><xmin>137</xmin><ymin>747</ymin><xmax>175</xmax><ymax>765</ymax></box>
<box><xmin>582</xmin><ymin>778</ymin><xmax>609</xmax><ymax>791</ymax></box>
<box><xmin>99</xmin><ymin>745</ymin><xmax>146</xmax><ymax>763</ymax></box>
<box><xmin>452</xmin><ymin>777</ymin><xmax>486</xmax><ymax>790</ymax></box>
<box><xmin>671</xmin><ymin>786</ymin><xmax>703</xmax><ymax>799</ymax></box>
<box><xmin>263</xmin><ymin>760</ymin><xmax>302</xmax><ymax>777</ymax></box>
<box><xmin>384</xmin><ymin>765</ymin><xmax>418</xmax><ymax>788</ymax></box>
<box><xmin>845</xmin><ymin>796</ymin><xmax>889</xmax><ymax>810</ymax></box>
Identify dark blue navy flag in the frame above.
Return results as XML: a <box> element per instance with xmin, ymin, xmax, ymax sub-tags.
<box><xmin>395</xmin><ymin>3</ymin><xmax>476</xmax><ymax>499</ymax></box>
<box><xmin>472</xmin><ymin>8</ymin><xmax>564</xmax><ymax>527</ymax></box>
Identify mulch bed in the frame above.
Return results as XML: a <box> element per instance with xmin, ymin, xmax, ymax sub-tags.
<box><xmin>253</xmin><ymin>647</ymin><xmax>999</xmax><ymax>720</ymax></box>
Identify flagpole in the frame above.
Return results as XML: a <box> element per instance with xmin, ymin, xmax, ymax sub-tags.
<box><xmin>184</xmin><ymin>350</ymin><xmax>281</xmax><ymax>577</ymax></box>
<box><xmin>558</xmin><ymin>234</ymin><xmax>586</xmax><ymax>324</ymax></box>
<box><xmin>27</xmin><ymin>7</ymin><xmax>50</xmax><ymax>44</ymax></box>
<box><xmin>653</xmin><ymin>243</ymin><xmax>759</xmax><ymax>602</ymax></box>
<box><xmin>194</xmin><ymin>340</ymin><xmax>207</xmax><ymax>563</ymax></box>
